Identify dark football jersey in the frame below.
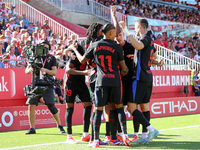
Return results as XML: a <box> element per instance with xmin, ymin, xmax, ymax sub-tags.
<box><xmin>121</xmin><ymin>41</ymin><xmax>135</xmax><ymax>81</ymax></box>
<box><xmin>84</xmin><ymin>39</ymin><xmax>124</xmax><ymax>87</ymax></box>
<box><xmin>68</xmin><ymin>44</ymin><xmax>87</xmax><ymax>83</ymax></box>
<box><xmin>135</xmin><ymin>33</ymin><xmax>154</xmax><ymax>82</ymax></box>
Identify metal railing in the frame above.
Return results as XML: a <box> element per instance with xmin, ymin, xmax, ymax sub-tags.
<box><xmin>140</xmin><ymin>0</ymin><xmax>197</xmax><ymax>9</ymax></box>
<box><xmin>44</xmin><ymin>0</ymin><xmax>127</xmax><ymax>23</ymax></box>
<box><xmin>155</xmin><ymin>44</ymin><xmax>200</xmax><ymax>70</ymax></box>
<box><xmin>4</xmin><ymin>0</ymin><xmax>79</xmax><ymax>39</ymax></box>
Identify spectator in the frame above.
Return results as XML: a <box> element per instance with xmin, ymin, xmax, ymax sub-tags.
<box><xmin>0</xmin><ymin>40</ymin><xmax>4</xmax><ymax>54</ymax></box>
<box><xmin>34</xmin><ymin>27</ymin><xmax>41</xmax><ymax>44</ymax></box>
<box><xmin>19</xmin><ymin>20</ymin><xmax>27</xmax><ymax>31</ymax></box>
<box><xmin>10</xmin><ymin>39</ymin><xmax>20</xmax><ymax>56</ymax></box>
<box><xmin>0</xmin><ymin>19</ymin><xmax>6</xmax><ymax>30</ymax></box>
<box><xmin>41</xmin><ymin>19</ymin><xmax>52</xmax><ymax>35</ymax></box>
<box><xmin>70</xmin><ymin>34</ymin><xmax>77</xmax><ymax>42</ymax></box>
<box><xmin>0</xmin><ymin>12</ymin><xmax>7</xmax><ymax>24</ymax></box>
<box><xmin>0</xmin><ymin>40</ymin><xmax>5</xmax><ymax>54</ymax></box>
<box><xmin>50</xmin><ymin>32</ymin><xmax>58</xmax><ymax>43</ymax></box>
<box><xmin>6</xmin><ymin>13</ymin><xmax>11</xmax><ymax>23</ymax></box>
<box><xmin>5</xmin><ymin>45</ymin><xmax>18</xmax><ymax>68</ymax></box>
<box><xmin>6</xmin><ymin>18</ymin><xmax>17</xmax><ymax>30</ymax></box>
<box><xmin>27</xmin><ymin>22</ymin><xmax>35</xmax><ymax>35</ymax></box>
<box><xmin>0</xmin><ymin>0</ymin><xmax>3</xmax><ymax>8</ymax></box>
<box><xmin>5</xmin><ymin>29</ymin><xmax>12</xmax><ymax>46</ymax></box>
<box><xmin>7</xmin><ymin>5</ymin><xmax>17</xmax><ymax>18</ymax></box>
<box><xmin>14</xmin><ymin>15</ymin><xmax>22</xmax><ymax>25</ymax></box>
<box><xmin>50</xmin><ymin>38</ymin><xmax>56</xmax><ymax>51</ymax></box>
<box><xmin>17</xmin><ymin>49</ymin><xmax>27</xmax><ymax>68</ymax></box>
<box><xmin>0</xmin><ymin>28</ymin><xmax>5</xmax><ymax>39</ymax></box>
<box><xmin>56</xmin><ymin>49</ymin><xmax>65</xmax><ymax>69</ymax></box>
<box><xmin>193</xmin><ymin>71</ymin><xmax>200</xmax><ymax>96</ymax></box>
<box><xmin>194</xmin><ymin>50</ymin><xmax>200</xmax><ymax>62</ymax></box>
<box><xmin>21</xmin><ymin>13</ymin><xmax>29</xmax><ymax>28</ymax></box>
<box><xmin>0</xmin><ymin>59</ymin><xmax>4</xmax><ymax>68</ymax></box>
<box><xmin>18</xmin><ymin>41</ymin><xmax>25</xmax><ymax>54</ymax></box>
<box><xmin>63</xmin><ymin>33</ymin><xmax>68</xmax><ymax>46</ymax></box>
<box><xmin>31</xmin><ymin>32</ymin><xmax>37</xmax><ymax>45</ymax></box>
<box><xmin>13</xmin><ymin>26</ymin><xmax>20</xmax><ymax>33</ymax></box>
<box><xmin>183</xmin><ymin>45</ymin><xmax>190</xmax><ymax>57</ymax></box>
<box><xmin>0</xmin><ymin>3</ymin><xmax>8</xmax><ymax>14</ymax></box>
<box><xmin>35</xmin><ymin>21</ymin><xmax>41</xmax><ymax>30</ymax></box>
<box><xmin>175</xmin><ymin>42</ymin><xmax>180</xmax><ymax>51</ymax></box>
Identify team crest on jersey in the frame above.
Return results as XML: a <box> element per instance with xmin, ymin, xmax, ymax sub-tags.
<box><xmin>72</xmin><ymin>55</ymin><xmax>76</xmax><ymax>60</ymax></box>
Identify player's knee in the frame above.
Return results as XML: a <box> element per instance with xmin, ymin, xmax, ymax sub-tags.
<box><xmin>105</xmin><ymin>105</ymin><xmax>110</xmax><ymax>114</ymax></box>
<box><xmin>127</xmin><ymin>105</ymin><xmax>136</xmax><ymax>114</ymax></box>
<box><xmin>109</xmin><ymin>103</ymin><xmax>116</xmax><ymax>110</ymax></box>
<box><xmin>47</xmin><ymin>104</ymin><xmax>58</xmax><ymax>115</ymax></box>
<box><xmin>140</xmin><ymin>103</ymin><xmax>149</xmax><ymax>112</ymax></box>
<box><xmin>83</xmin><ymin>102</ymin><xmax>92</xmax><ymax>107</ymax></box>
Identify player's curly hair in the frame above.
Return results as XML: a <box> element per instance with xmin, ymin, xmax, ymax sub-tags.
<box><xmin>86</xmin><ymin>22</ymin><xmax>103</xmax><ymax>42</ymax></box>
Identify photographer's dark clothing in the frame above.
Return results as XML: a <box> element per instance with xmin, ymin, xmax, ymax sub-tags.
<box><xmin>35</xmin><ymin>54</ymin><xmax>56</xmax><ymax>79</ymax></box>
<box><xmin>26</xmin><ymin>54</ymin><xmax>57</xmax><ymax>105</ymax></box>
<box><xmin>26</xmin><ymin>87</ymin><xmax>55</xmax><ymax>106</ymax></box>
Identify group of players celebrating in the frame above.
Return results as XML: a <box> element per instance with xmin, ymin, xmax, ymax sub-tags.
<box><xmin>64</xmin><ymin>5</ymin><xmax>164</xmax><ymax>148</ymax></box>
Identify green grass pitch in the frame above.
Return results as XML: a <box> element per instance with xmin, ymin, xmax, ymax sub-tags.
<box><xmin>0</xmin><ymin>114</ymin><xmax>200</xmax><ymax>150</ymax></box>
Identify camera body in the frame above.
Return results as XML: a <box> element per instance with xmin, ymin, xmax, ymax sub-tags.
<box><xmin>24</xmin><ymin>44</ymin><xmax>60</xmax><ymax>97</ymax></box>
<box><xmin>25</xmin><ymin>44</ymin><xmax>48</xmax><ymax>69</ymax></box>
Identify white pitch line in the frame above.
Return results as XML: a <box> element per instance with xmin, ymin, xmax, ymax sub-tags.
<box><xmin>1</xmin><ymin>124</ymin><xmax>200</xmax><ymax>150</ymax></box>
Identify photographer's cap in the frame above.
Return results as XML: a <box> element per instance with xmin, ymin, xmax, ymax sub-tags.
<box><xmin>40</xmin><ymin>40</ymin><xmax>51</xmax><ymax>50</ymax></box>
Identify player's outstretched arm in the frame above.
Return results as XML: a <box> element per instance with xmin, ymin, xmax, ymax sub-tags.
<box><xmin>65</xmin><ymin>62</ymin><xmax>90</xmax><ymax>75</ymax></box>
<box><xmin>67</xmin><ymin>44</ymin><xmax>88</xmax><ymax>64</ymax></box>
<box><xmin>111</xmin><ymin>5</ymin><xmax>121</xmax><ymax>36</ymax></box>
<box><xmin>119</xmin><ymin>21</ymin><xmax>144</xmax><ymax>50</ymax></box>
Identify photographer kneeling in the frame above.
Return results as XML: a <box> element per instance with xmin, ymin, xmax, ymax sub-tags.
<box><xmin>25</xmin><ymin>40</ymin><xmax>65</xmax><ymax>134</ymax></box>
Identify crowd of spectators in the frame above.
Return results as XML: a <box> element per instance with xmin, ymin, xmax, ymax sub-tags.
<box><xmin>0</xmin><ymin>2</ymin><xmax>76</xmax><ymax>69</ymax></box>
<box><xmin>0</xmin><ymin>0</ymin><xmax>199</xmax><ymax>69</ymax></box>
<box><xmin>98</xmin><ymin>0</ymin><xmax>200</xmax><ymax>25</ymax></box>
<box><xmin>152</xmin><ymin>31</ymin><xmax>200</xmax><ymax>61</ymax></box>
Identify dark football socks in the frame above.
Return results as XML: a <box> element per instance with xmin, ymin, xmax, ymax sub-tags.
<box><xmin>106</xmin><ymin>122</ymin><xmax>110</xmax><ymax>136</ymax></box>
<box><xmin>133</xmin><ymin>117</ymin><xmax>140</xmax><ymax>133</ymax></box>
<box><xmin>65</xmin><ymin>107</ymin><xmax>74</xmax><ymax>134</ymax></box>
<box><xmin>83</xmin><ymin>105</ymin><xmax>92</xmax><ymax>132</ymax></box>
<box><xmin>90</xmin><ymin>111</ymin><xmax>95</xmax><ymax>141</ymax></box>
<box><xmin>94</xmin><ymin>110</ymin><xmax>103</xmax><ymax>140</ymax></box>
<box><xmin>142</xmin><ymin>111</ymin><xmax>150</xmax><ymax>132</ymax></box>
<box><xmin>117</xmin><ymin>119</ymin><xmax>122</xmax><ymax>133</ymax></box>
<box><xmin>109</xmin><ymin>110</ymin><xmax>118</xmax><ymax>140</ymax></box>
<box><xmin>132</xmin><ymin>109</ymin><xmax>150</xmax><ymax>128</ymax></box>
<box><xmin>116</xmin><ymin>107</ymin><xmax>127</xmax><ymax>135</ymax></box>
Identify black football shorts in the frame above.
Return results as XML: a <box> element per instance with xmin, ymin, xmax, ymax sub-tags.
<box><xmin>131</xmin><ymin>80</ymin><xmax>152</xmax><ymax>104</ymax></box>
<box><xmin>65</xmin><ymin>81</ymin><xmax>91</xmax><ymax>103</ymax></box>
<box><xmin>94</xmin><ymin>86</ymin><xmax>122</xmax><ymax>107</ymax></box>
